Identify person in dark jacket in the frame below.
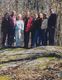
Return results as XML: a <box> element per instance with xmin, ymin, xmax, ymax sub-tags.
<box><xmin>31</xmin><ymin>13</ymin><xmax>38</xmax><ymax>47</ymax></box>
<box><xmin>1</xmin><ymin>12</ymin><xmax>10</xmax><ymax>47</ymax></box>
<box><xmin>36</xmin><ymin>13</ymin><xmax>43</xmax><ymax>46</ymax></box>
<box><xmin>48</xmin><ymin>10</ymin><xmax>57</xmax><ymax>45</ymax></box>
<box><xmin>31</xmin><ymin>13</ymin><xmax>43</xmax><ymax>48</ymax></box>
<box><xmin>7</xmin><ymin>11</ymin><xmax>16</xmax><ymax>47</ymax></box>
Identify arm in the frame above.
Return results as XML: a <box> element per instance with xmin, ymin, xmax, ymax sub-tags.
<box><xmin>21</xmin><ymin>21</ymin><xmax>24</xmax><ymax>31</ymax></box>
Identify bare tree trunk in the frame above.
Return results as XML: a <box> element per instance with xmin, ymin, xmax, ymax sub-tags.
<box><xmin>57</xmin><ymin>2</ymin><xmax>62</xmax><ymax>46</ymax></box>
<box><xmin>35</xmin><ymin>0</ymin><xmax>39</xmax><ymax>12</ymax></box>
<box><xmin>15</xmin><ymin>0</ymin><xmax>18</xmax><ymax>13</ymax></box>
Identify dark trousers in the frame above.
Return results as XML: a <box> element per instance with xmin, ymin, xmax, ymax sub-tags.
<box><xmin>31</xmin><ymin>29</ymin><xmax>41</xmax><ymax>47</ymax></box>
<box><xmin>7</xmin><ymin>28</ymin><xmax>15</xmax><ymax>47</ymax></box>
<box><xmin>24</xmin><ymin>31</ymin><xmax>30</xmax><ymax>48</ymax></box>
<box><xmin>49</xmin><ymin>28</ymin><xmax>55</xmax><ymax>45</ymax></box>
<box><xmin>2</xmin><ymin>32</ymin><xmax>7</xmax><ymax>46</ymax></box>
<box><xmin>31</xmin><ymin>30</ymin><xmax>35</xmax><ymax>47</ymax></box>
<box><xmin>41</xmin><ymin>29</ymin><xmax>47</xmax><ymax>46</ymax></box>
<box><xmin>36</xmin><ymin>29</ymin><xmax>43</xmax><ymax>46</ymax></box>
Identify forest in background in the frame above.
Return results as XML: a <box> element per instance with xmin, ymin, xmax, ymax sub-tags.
<box><xmin>0</xmin><ymin>0</ymin><xmax>62</xmax><ymax>46</ymax></box>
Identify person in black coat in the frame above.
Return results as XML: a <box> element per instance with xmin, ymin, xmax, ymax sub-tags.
<box><xmin>7</xmin><ymin>11</ymin><xmax>16</xmax><ymax>47</ymax></box>
<box><xmin>31</xmin><ymin>13</ymin><xmax>38</xmax><ymax>48</ymax></box>
<box><xmin>1</xmin><ymin>12</ymin><xmax>10</xmax><ymax>47</ymax></box>
<box><xmin>31</xmin><ymin>13</ymin><xmax>43</xmax><ymax>48</ymax></box>
<box><xmin>48</xmin><ymin>10</ymin><xmax>57</xmax><ymax>45</ymax></box>
<box><xmin>36</xmin><ymin>13</ymin><xmax>43</xmax><ymax>46</ymax></box>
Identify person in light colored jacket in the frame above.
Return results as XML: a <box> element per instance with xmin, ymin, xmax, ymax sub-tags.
<box><xmin>15</xmin><ymin>14</ymin><xmax>24</xmax><ymax>47</ymax></box>
<box><xmin>41</xmin><ymin>13</ymin><xmax>48</xmax><ymax>45</ymax></box>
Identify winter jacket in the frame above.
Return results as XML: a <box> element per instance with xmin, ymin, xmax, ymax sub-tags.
<box><xmin>15</xmin><ymin>20</ymin><xmax>24</xmax><ymax>32</ymax></box>
<box><xmin>9</xmin><ymin>16</ymin><xmax>16</xmax><ymax>30</ymax></box>
<box><xmin>31</xmin><ymin>18</ymin><xmax>42</xmax><ymax>31</ymax></box>
<box><xmin>48</xmin><ymin>13</ymin><xmax>57</xmax><ymax>29</ymax></box>
<box><xmin>25</xmin><ymin>17</ymin><xmax>33</xmax><ymax>32</ymax></box>
<box><xmin>1</xmin><ymin>17</ymin><xmax>10</xmax><ymax>33</ymax></box>
<box><xmin>41</xmin><ymin>18</ymin><xmax>48</xmax><ymax>30</ymax></box>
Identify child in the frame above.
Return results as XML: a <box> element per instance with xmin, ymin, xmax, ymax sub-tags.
<box><xmin>15</xmin><ymin>14</ymin><xmax>24</xmax><ymax>47</ymax></box>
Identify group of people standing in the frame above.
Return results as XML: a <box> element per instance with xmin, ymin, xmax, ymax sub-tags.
<box><xmin>1</xmin><ymin>10</ymin><xmax>57</xmax><ymax>48</ymax></box>
<box><xmin>1</xmin><ymin>11</ymin><xmax>24</xmax><ymax>47</ymax></box>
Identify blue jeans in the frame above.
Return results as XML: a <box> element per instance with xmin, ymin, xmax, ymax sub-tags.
<box><xmin>31</xmin><ymin>29</ymin><xmax>41</xmax><ymax>47</ymax></box>
<box><xmin>41</xmin><ymin>29</ymin><xmax>47</xmax><ymax>45</ymax></box>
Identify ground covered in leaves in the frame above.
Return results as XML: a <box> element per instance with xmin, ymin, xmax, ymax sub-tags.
<box><xmin>0</xmin><ymin>46</ymin><xmax>62</xmax><ymax>80</ymax></box>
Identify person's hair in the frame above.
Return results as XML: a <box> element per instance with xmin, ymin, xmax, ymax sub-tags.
<box><xmin>4</xmin><ymin>12</ymin><xmax>9</xmax><ymax>19</ymax></box>
<box><xmin>34</xmin><ymin>13</ymin><xmax>38</xmax><ymax>18</ymax></box>
<box><xmin>38</xmin><ymin>13</ymin><xmax>40</xmax><ymax>18</ymax></box>
<box><xmin>11</xmin><ymin>10</ymin><xmax>16</xmax><ymax>17</ymax></box>
<box><xmin>4</xmin><ymin>12</ymin><xmax>9</xmax><ymax>17</ymax></box>
<box><xmin>38</xmin><ymin>12</ymin><xmax>43</xmax><ymax>19</ymax></box>
<box><xmin>17</xmin><ymin>14</ymin><xmax>22</xmax><ymax>20</ymax></box>
<box><xmin>25</xmin><ymin>10</ymin><xmax>30</xmax><ymax>17</ymax></box>
<box><xmin>43</xmin><ymin>13</ymin><xmax>47</xmax><ymax>19</ymax></box>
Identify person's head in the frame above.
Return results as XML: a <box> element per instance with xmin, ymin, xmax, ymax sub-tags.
<box><xmin>11</xmin><ymin>10</ymin><xmax>16</xmax><ymax>17</ymax></box>
<box><xmin>51</xmin><ymin>9</ymin><xmax>56</xmax><ymax>14</ymax></box>
<box><xmin>49</xmin><ymin>9</ymin><xmax>56</xmax><ymax>16</ymax></box>
<box><xmin>43</xmin><ymin>13</ymin><xmax>47</xmax><ymax>19</ymax></box>
<box><xmin>34</xmin><ymin>13</ymin><xmax>38</xmax><ymax>19</ymax></box>
<box><xmin>49</xmin><ymin>8</ymin><xmax>52</xmax><ymax>14</ymax></box>
<box><xmin>4</xmin><ymin>12</ymin><xmax>9</xmax><ymax>19</ymax></box>
<box><xmin>39</xmin><ymin>13</ymin><xmax>43</xmax><ymax>19</ymax></box>
<box><xmin>25</xmin><ymin>10</ymin><xmax>30</xmax><ymax>18</ymax></box>
<box><xmin>17</xmin><ymin>14</ymin><xmax>22</xmax><ymax>20</ymax></box>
